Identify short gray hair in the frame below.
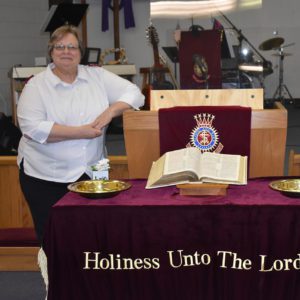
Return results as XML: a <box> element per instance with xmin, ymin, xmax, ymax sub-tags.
<box><xmin>47</xmin><ymin>25</ymin><xmax>84</xmax><ymax>58</ymax></box>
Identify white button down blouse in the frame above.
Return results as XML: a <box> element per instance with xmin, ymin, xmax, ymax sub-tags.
<box><xmin>17</xmin><ymin>63</ymin><xmax>144</xmax><ymax>182</ymax></box>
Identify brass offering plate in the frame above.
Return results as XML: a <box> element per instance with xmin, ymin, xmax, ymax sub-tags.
<box><xmin>269</xmin><ymin>179</ymin><xmax>300</xmax><ymax>197</ymax></box>
<box><xmin>68</xmin><ymin>180</ymin><xmax>131</xmax><ymax>199</ymax></box>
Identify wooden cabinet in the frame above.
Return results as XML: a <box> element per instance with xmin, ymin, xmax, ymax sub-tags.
<box><xmin>0</xmin><ymin>156</ymin><xmax>33</xmax><ymax>228</ymax></box>
<box><xmin>0</xmin><ymin>156</ymin><xmax>128</xmax><ymax>229</ymax></box>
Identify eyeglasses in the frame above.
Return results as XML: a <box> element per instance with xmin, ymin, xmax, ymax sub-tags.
<box><xmin>53</xmin><ymin>44</ymin><xmax>79</xmax><ymax>51</ymax></box>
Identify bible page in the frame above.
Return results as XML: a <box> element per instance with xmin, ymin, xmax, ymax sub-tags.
<box><xmin>164</xmin><ymin>147</ymin><xmax>202</xmax><ymax>177</ymax></box>
<box><xmin>199</xmin><ymin>152</ymin><xmax>244</xmax><ymax>183</ymax></box>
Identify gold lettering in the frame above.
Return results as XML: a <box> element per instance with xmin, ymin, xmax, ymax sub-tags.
<box><xmin>217</xmin><ymin>251</ymin><xmax>233</xmax><ymax>269</ymax></box>
<box><xmin>168</xmin><ymin>250</ymin><xmax>183</xmax><ymax>268</ymax></box>
<box><xmin>83</xmin><ymin>252</ymin><xmax>100</xmax><ymax>270</ymax></box>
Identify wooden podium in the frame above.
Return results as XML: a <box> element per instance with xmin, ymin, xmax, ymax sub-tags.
<box><xmin>123</xmin><ymin>92</ymin><xmax>287</xmax><ymax>179</ymax></box>
<box><xmin>150</xmin><ymin>88</ymin><xmax>264</xmax><ymax>110</ymax></box>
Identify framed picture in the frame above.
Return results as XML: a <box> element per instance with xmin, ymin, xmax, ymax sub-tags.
<box><xmin>81</xmin><ymin>48</ymin><xmax>101</xmax><ymax>65</ymax></box>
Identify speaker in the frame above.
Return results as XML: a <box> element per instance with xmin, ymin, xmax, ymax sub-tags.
<box><xmin>42</xmin><ymin>3</ymin><xmax>88</xmax><ymax>32</ymax></box>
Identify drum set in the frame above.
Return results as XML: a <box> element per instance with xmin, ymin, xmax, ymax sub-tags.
<box><xmin>217</xmin><ymin>11</ymin><xmax>294</xmax><ymax>103</ymax></box>
<box><xmin>218</xmin><ymin>12</ymin><xmax>272</xmax><ymax>91</ymax></box>
<box><xmin>259</xmin><ymin>36</ymin><xmax>294</xmax><ymax>104</ymax></box>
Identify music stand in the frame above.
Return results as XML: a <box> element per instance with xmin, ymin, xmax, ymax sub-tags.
<box><xmin>41</xmin><ymin>3</ymin><xmax>89</xmax><ymax>33</ymax></box>
<box><xmin>162</xmin><ymin>46</ymin><xmax>179</xmax><ymax>79</ymax></box>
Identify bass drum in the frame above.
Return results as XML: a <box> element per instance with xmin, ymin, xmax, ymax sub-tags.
<box><xmin>222</xmin><ymin>71</ymin><xmax>262</xmax><ymax>89</ymax></box>
<box><xmin>240</xmin><ymin>72</ymin><xmax>263</xmax><ymax>88</ymax></box>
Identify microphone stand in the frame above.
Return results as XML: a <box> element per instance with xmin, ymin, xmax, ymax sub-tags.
<box><xmin>218</xmin><ymin>11</ymin><xmax>268</xmax><ymax>65</ymax></box>
<box><xmin>218</xmin><ymin>11</ymin><xmax>271</xmax><ymax>88</ymax></box>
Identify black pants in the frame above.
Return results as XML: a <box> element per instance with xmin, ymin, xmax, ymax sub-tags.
<box><xmin>19</xmin><ymin>166</ymin><xmax>89</xmax><ymax>244</ymax></box>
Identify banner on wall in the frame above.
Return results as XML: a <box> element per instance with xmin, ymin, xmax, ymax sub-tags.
<box><xmin>179</xmin><ymin>30</ymin><xmax>222</xmax><ymax>89</ymax></box>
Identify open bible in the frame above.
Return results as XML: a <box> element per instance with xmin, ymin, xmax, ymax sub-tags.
<box><xmin>146</xmin><ymin>147</ymin><xmax>247</xmax><ymax>189</ymax></box>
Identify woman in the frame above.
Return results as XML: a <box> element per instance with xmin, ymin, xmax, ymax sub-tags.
<box><xmin>17</xmin><ymin>25</ymin><xmax>144</xmax><ymax>243</ymax></box>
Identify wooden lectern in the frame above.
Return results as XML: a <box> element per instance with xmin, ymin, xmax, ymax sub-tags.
<box><xmin>123</xmin><ymin>89</ymin><xmax>287</xmax><ymax>179</ymax></box>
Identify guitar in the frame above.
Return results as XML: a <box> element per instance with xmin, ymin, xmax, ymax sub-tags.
<box><xmin>141</xmin><ymin>24</ymin><xmax>174</xmax><ymax>109</ymax></box>
<box><xmin>147</xmin><ymin>24</ymin><xmax>174</xmax><ymax>90</ymax></box>
<box><xmin>159</xmin><ymin>54</ymin><xmax>179</xmax><ymax>89</ymax></box>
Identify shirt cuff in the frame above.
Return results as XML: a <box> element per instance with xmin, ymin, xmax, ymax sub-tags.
<box><xmin>120</xmin><ymin>91</ymin><xmax>145</xmax><ymax>110</ymax></box>
<box><xmin>27</xmin><ymin>121</ymin><xmax>54</xmax><ymax>144</ymax></box>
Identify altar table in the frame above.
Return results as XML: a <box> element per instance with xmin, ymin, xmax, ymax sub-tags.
<box><xmin>43</xmin><ymin>179</ymin><xmax>300</xmax><ymax>300</ymax></box>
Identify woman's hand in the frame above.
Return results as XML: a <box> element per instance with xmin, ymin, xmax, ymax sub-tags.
<box><xmin>77</xmin><ymin>124</ymin><xmax>102</xmax><ymax>139</ymax></box>
<box><xmin>92</xmin><ymin>102</ymin><xmax>132</xmax><ymax>131</ymax></box>
<box><xmin>91</xmin><ymin>109</ymin><xmax>114</xmax><ymax>133</ymax></box>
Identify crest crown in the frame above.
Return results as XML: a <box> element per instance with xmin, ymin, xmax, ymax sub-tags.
<box><xmin>194</xmin><ymin>113</ymin><xmax>215</xmax><ymax>127</ymax></box>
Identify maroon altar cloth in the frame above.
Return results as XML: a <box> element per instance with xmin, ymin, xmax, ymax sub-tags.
<box><xmin>159</xmin><ymin>106</ymin><xmax>251</xmax><ymax>159</ymax></box>
<box><xmin>43</xmin><ymin>178</ymin><xmax>300</xmax><ymax>300</ymax></box>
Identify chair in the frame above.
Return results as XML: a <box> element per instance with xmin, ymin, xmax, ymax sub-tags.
<box><xmin>288</xmin><ymin>149</ymin><xmax>300</xmax><ymax>176</ymax></box>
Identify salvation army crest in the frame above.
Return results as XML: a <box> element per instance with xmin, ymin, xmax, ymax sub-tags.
<box><xmin>187</xmin><ymin>113</ymin><xmax>224</xmax><ymax>153</ymax></box>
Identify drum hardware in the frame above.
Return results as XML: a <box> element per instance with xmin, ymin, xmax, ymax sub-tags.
<box><xmin>222</xmin><ymin>70</ymin><xmax>256</xmax><ymax>89</ymax></box>
<box><xmin>258</xmin><ymin>37</ymin><xmax>284</xmax><ymax>51</ymax></box>
<box><xmin>258</xmin><ymin>37</ymin><xmax>288</xmax><ymax>77</ymax></box>
<box><xmin>272</xmin><ymin>43</ymin><xmax>295</xmax><ymax>104</ymax></box>
<box><xmin>262</xmin><ymin>60</ymin><xmax>273</xmax><ymax>76</ymax></box>
<box><xmin>218</xmin><ymin>11</ymin><xmax>273</xmax><ymax>90</ymax></box>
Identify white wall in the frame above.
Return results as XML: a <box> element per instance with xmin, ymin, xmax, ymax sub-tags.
<box><xmin>0</xmin><ymin>0</ymin><xmax>300</xmax><ymax>116</ymax></box>
<box><xmin>0</xmin><ymin>0</ymin><xmax>49</xmax><ymax>115</ymax></box>
<box><xmin>86</xmin><ymin>0</ymin><xmax>300</xmax><ymax>100</ymax></box>
<box><xmin>217</xmin><ymin>1</ymin><xmax>300</xmax><ymax>99</ymax></box>
<box><xmin>86</xmin><ymin>0</ymin><xmax>151</xmax><ymax>87</ymax></box>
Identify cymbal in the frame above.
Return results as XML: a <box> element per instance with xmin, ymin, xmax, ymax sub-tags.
<box><xmin>259</xmin><ymin>37</ymin><xmax>284</xmax><ymax>51</ymax></box>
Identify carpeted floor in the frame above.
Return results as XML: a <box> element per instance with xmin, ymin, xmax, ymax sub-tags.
<box><xmin>0</xmin><ymin>271</ymin><xmax>46</xmax><ymax>300</ymax></box>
